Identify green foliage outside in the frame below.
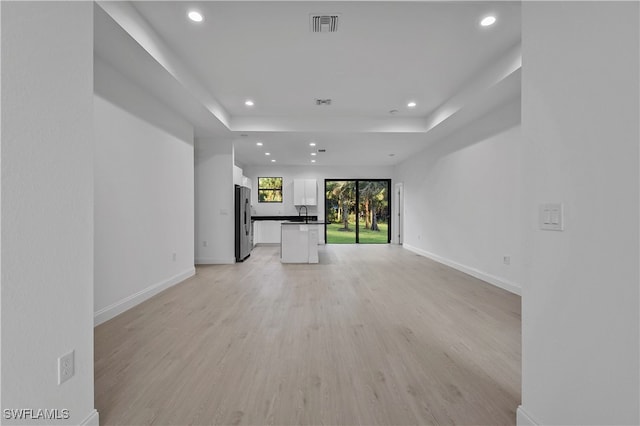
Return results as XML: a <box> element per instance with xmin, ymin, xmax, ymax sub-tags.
<box><xmin>258</xmin><ymin>189</ymin><xmax>282</xmax><ymax>202</ymax></box>
<box><xmin>325</xmin><ymin>180</ymin><xmax>389</xmax><ymax>244</ymax></box>
<box><xmin>325</xmin><ymin>222</ymin><xmax>388</xmax><ymax>244</ymax></box>
<box><xmin>258</xmin><ymin>177</ymin><xmax>283</xmax><ymax>202</ymax></box>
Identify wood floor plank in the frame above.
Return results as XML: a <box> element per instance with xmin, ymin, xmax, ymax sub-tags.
<box><xmin>95</xmin><ymin>244</ymin><xmax>521</xmax><ymax>425</ymax></box>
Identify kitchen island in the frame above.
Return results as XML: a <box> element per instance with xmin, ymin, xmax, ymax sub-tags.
<box><xmin>280</xmin><ymin>221</ymin><xmax>325</xmax><ymax>263</ymax></box>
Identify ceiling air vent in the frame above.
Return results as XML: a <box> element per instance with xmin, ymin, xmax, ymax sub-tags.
<box><xmin>310</xmin><ymin>15</ymin><xmax>339</xmax><ymax>33</ymax></box>
<box><xmin>315</xmin><ymin>99</ymin><xmax>332</xmax><ymax>106</ymax></box>
<box><xmin>318</xmin><ymin>149</ymin><xmax>326</xmax><ymax>153</ymax></box>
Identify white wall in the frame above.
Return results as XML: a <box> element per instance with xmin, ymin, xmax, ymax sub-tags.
<box><xmin>1</xmin><ymin>2</ymin><xmax>97</xmax><ymax>424</ymax></box>
<box><xmin>233</xmin><ymin>165</ymin><xmax>244</xmax><ymax>187</ymax></box>
<box><xmin>519</xmin><ymin>2</ymin><xmax>639</xmax><ymax>425</ymax></box>
<box><xmin>243</xmin><ymin>165</ymin><xmax>394</xmax><ymax>221</ymax></box>
<box><xmin>94</xmin><ymin>57</ymin><xmax>192</xmax><ymax>146</ymax></box>
<box><xmin>93</xmin><ymin>93</ymin><xmax>195</xmax><ymax>325</ymax></box>
<box><xmin>395</xmin><ymin>101</ymin><xmax>522</xmax><ymax>294</ymax></box>
<box><xmin>195</xmin><ymin>139</ymin><xmax>235</xmax><ymax>264</ymax></box>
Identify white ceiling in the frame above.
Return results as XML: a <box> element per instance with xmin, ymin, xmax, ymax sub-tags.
<box><xmin>96</xmin><ymin>1</ymin><xmax>522</xmax><ymax>167</ymax></box>
<box><xmin>233</xmin><ymin>131</ymin><xmax>430</xmax><ymax>167</ymax></box>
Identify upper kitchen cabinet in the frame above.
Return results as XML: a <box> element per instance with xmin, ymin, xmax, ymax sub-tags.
<box><xmin>293</xmin><ymin>179</ymin><xmax>317</xmax><ymax>206</ymax></box>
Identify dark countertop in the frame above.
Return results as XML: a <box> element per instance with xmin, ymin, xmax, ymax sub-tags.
<box><xmin>252</xmin><ymin>215</ymin><xmax>318</xmax><ymax>222</ymax></box>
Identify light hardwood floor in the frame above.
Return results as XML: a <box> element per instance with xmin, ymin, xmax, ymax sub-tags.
<box><xmin>95</xmin><ymin>244</ymin><xmax>521</xmax><ymax>425</ymax></box>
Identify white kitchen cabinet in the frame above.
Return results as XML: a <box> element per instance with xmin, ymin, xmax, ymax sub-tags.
<box><xmin>253</xmin><ymin>221</ymin><xmax>282</xmax><ymax>244</ymax></box>
<box><xmin>293</xmin><ymin>179</ymin><xmax>317</xmax><ymax>206</ymax></box>
<box><xmin>307</xmin><ymin>226</ymin><xmax>319</xmax><ymax>263</ymax></box>
<box><xmin>281</xmin><ymin>223</ymin><xmax>319</xmax><ymax>263</ymax></box>
<box><xmin>293</xmin><ymin>181</ymin><xmax>305</xmax><ymax>206</ymax></box>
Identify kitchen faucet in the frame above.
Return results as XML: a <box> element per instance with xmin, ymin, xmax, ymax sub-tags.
<box><xmin>298</xmin><ymin>205</ymin><xmax>308</xmax><ymax>223</ymax></box>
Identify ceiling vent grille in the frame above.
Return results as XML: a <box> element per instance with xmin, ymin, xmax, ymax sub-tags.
<box><xmin>315</xmin><ymin>99</ymin><xmax>332</xmax><ymax>106</ymax></box>
<box><xmin>310</xmin><ymin>15</ymin><xmax>339</xmax><ymax>33</ymax></box>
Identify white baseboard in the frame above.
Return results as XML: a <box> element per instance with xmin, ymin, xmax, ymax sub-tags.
<box><xmin>195</xmin><ymin>257</ymin><xmax>235</xmax><ymax>265</ymax></box>
<box><xmin>516</xmin><ymin>406</ymin><xmax>538</xmax><ymax>426</ymax></box>
<box><xmin>94</xmin><ymin>267</ymin><xmax>196</xmax><ymax>326</ymax></box>
<box><xmin>403</xmin><ymin>244</ymin><xmax>521</xmax><ymax>295</ymax></box>
<box><xmin>80</xmin><ymin>409</ymin><xmax>99</xmax><ymax>426</ymax></box>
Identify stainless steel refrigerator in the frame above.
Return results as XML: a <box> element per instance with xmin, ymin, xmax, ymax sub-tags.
<box><xmin>235</xmin><ymin>185</ymin><xmax>252</xmax><ymax>262</ymax></box>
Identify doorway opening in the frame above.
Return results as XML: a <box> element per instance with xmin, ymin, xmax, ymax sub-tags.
<box><xmin>324</xmin><ymin>179</ymin><xmax>391</xmax><ymax>244</ymax></box>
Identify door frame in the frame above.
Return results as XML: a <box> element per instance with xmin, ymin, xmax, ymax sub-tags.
<box><xmin>324</xmin><ymin>179</ymin><xmax>392</xmax><ymax>244</ymax></box>
<box><xmin>393</xmin><ymin>182</ymin><xmax>404</xmax><ymax>245</ymax></box>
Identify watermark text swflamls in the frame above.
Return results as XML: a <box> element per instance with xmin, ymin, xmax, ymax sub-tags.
<box><xmin>3</xmin><ymin>408</ymin><xmax>70</xmax><ymax>420</ymax></box>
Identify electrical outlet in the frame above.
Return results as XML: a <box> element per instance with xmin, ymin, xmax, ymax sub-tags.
<box><xmin>58</xmin><ymin>350</ymin><xmax>74</xmax><ymax>385</ymax></box>
<box><xmin>503</xmin><ymin>256</ymin><xmax>511</xmax><ymax>265</ymax></box>
<box><xmin>172</xmin><ymin>252</ymin><xmax>177</xmax><ymax>261</ymax></box>
<box><xmin>203</xmin><ymin>241</ymin><xmax>208</xmax><ymax>247</ymax></box>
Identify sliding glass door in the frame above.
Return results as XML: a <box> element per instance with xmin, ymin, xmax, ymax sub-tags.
<box><xmin>325</xmin><ymin>180</ymin><xmax>357</xmax><ymax>243</ymax></box>
<box><xmin>325</xmin><ymin>179</ymin><xmax>391</xmax><ymax>244</ymax></box>
<box><xmin>357</xmin><ymin>180</ymin><xmax>390</xmax><ymax>243</ymax></box>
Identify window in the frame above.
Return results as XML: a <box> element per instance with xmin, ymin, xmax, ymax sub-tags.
<box><xmin>258</xmin><ymin>177</ymin><xmax>283</xmax><ymax>203</ymax></box>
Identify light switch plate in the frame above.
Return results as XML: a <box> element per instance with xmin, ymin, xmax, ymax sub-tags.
<box><xmin>539</xmin><ymin>203</ymin><xmax>564</xmax><ymax>231</ymax></box>
<box><xmin>58</xmin><ymin>350</ymin><xmax>75</xmax><ymax>385</ymax></box>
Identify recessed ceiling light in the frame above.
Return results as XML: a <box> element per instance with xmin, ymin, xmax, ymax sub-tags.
<box><xmin>311</xmin><ymin>152</ymin><xmax>317</xmax><ymax>156</ymax></box>
<box><xmin>271</xmin><ymin>159</ymin><xmax>276</xmax><ymax>162</ymax></box>
<box><xmin>480</xmin><ymin>15</ymin><xmax>496</xmax><ymax>27</ymax></box>
<box><xmin>309</xmin><ymin>142</ymin><xmax>316</xmax><ymax>147</ymax></box>
<box><xmin>245</xmin><ymin>99</ymin><xmax>254</xmax><ymax>107</ymax></box>
<box><xmin>311</xmin><ymin>160</ymin><xmax>316</xmax><ymax>163</ymax></box>
<box><xmin>407</xmin><ymin>102</ymin><xmax>417</xmax><ymax>108</ymax></box>
<box><xmin>265</xmin><ymin>152</ymin><xmax>270</xmax><ymax>156</ymax></box>
<box><xmin>188</xmin><ymin>11</ymin><xmax>203</xmax><ymax>22</ymax></box>
<box><xmin>256</xmin><ymin>142</ymin><xmax>263</xmax><ymax>146</ymax></box>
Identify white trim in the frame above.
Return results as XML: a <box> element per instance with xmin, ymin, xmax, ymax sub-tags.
<box><xmin>195</xmin><ymin>257</ymin><xmax>235</xmax><ymax>265</ymax></box>
<box><xmin>403</xmin><ymin>244</ymin><xmax>521</xmax><ymax>295</ymax></box>
<box><xmin>516</xmin><ymin>406</ymin><xmax>538</xmax><ymax>426</ymax></box>
<box><xmin>80</xmin><ymin>409</ymin><xmax>99</xmax><ymax>426</ymax></box>
<box><xmin>94</xmin><ymin>268</ymin><xmax>195</xmax><ymax>326</ymax></box>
